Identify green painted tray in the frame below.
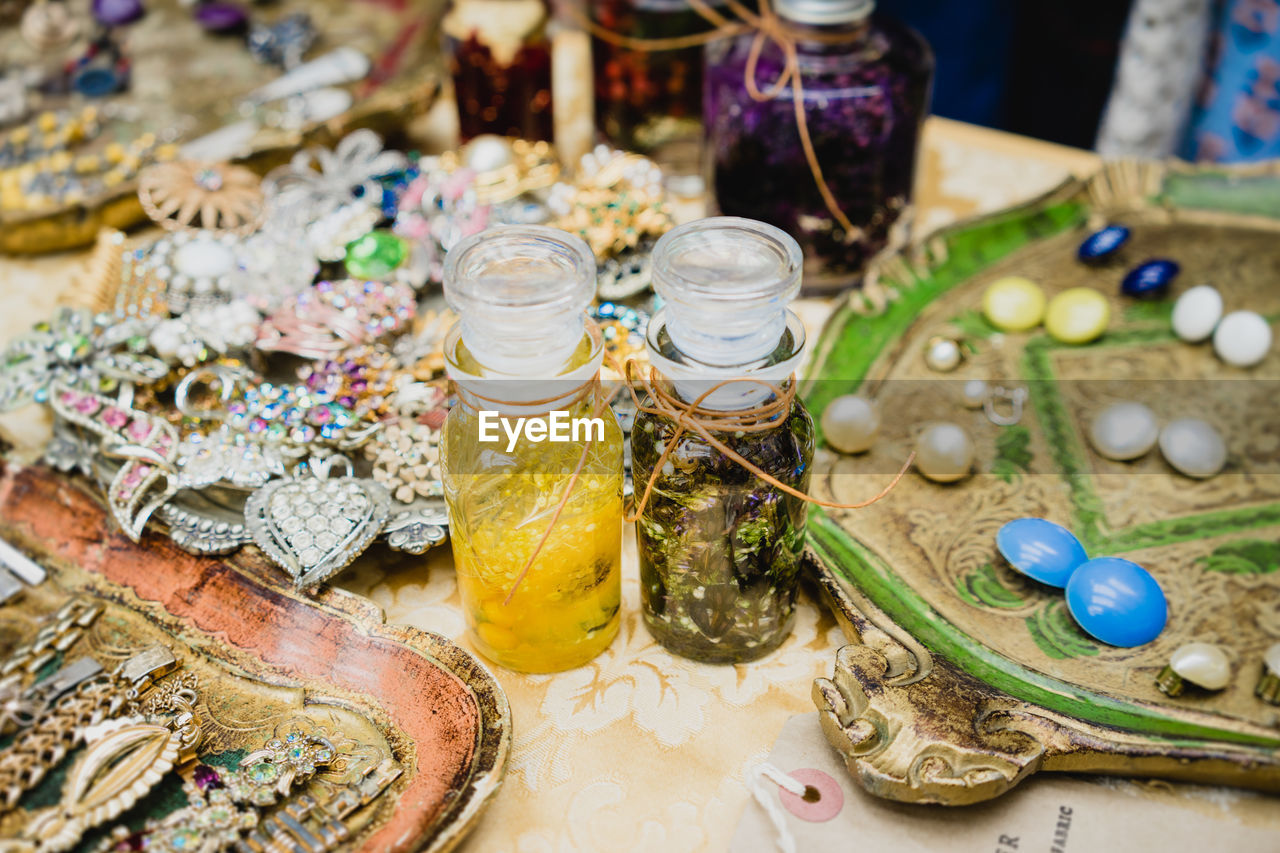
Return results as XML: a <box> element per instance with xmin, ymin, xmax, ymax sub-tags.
<box><xmin>801</xmin><ymin>160</ymin><xmax>1280</xmax><ymax>805</ymax></box>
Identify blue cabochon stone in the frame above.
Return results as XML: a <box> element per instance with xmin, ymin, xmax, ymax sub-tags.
<box><xmin>1122</xmin><ymin>259</ymin><xmax>1180</xmax><ymax>297</ymax></box>
<box><xmin>1066</xmin><ymin>557</ymin><xmax>1168</xmax><ymax>647</ymax></box>
<box><xmin>1077</xmin><ymin>225</ymin><xmax>1131</xmax><ymax>262</ymax></box>
<box><xmin>996</xmin><ymin>518</ymin><xmax>1088</xmax><ymax>588</ymax></box>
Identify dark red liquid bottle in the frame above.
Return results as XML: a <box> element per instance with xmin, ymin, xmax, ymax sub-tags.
<box><xmin>445</xmin><ymin>0</ymin><xmax>555</xmax><ymax>142</ymax></box>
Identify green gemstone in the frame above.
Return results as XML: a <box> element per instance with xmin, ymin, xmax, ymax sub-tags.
<box><xmin>54</xmin><ymin>334</ymin><xmax>92</xmax><ymax>362</ymax></box>
<box><xmin>288</xmin><ymin>746</ymin><xmax>306</xmax><ymax>760</ymax></box>
<box><xmin>343</xmin><ymin>231</ymin><xmax>407</xmax><ymax>279</ymax></box>
<box><xmin>247</xmin><ymin>762</ymin><xmax>278</xmax><ymax>783</ymax></box>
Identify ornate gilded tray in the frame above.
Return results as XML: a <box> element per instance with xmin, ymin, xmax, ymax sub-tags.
<box><xmin>0</xmin><ymin>0</ymin><xmax>442</xmax><ymax>255</ymax></box>
<box><xmin>0</xmin><ymin>462</ymin><xmax>509</xmax><ymax>850</ymax></box>
<box><xmin>801</xmin><ymin>162</ymin><xmax>1280</xmax><ymax>805</ymax></box>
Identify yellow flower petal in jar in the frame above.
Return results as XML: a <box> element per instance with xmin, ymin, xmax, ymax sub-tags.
<box><xmin>440</xmin><ymin>226</ymin><xmax>624</xmax><ymax>673</ymax></box>
<box><xmin>982</xmin><ymin>276</ymin><xmax>1046</xmax><ymax>332</ymax></box>
<box><xmin>1045</xmin><ymin>287</ymin><xmax>1111</xmax><ymax>344</ymax></box>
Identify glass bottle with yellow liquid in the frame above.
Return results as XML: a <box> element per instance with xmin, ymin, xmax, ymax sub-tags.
<box><xmin>441</xmin><ymin>226</ymin><xmax>623</xmax><ymax>672</ymax></box>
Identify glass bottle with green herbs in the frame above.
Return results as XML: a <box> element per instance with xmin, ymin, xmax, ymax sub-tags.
<box><xmin>631</xmin><ymin>217</ymin><xmax>813</xmax><ymax>663</ymax></box>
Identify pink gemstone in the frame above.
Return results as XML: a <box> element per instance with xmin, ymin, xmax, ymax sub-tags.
<box><xmin>121</xmin><ymin>464</ymin><xmax>150</xmax><ymax>490</ymax></box>
<box><xmin>102</xmin><ymin>407</ymin><xmax>129</xmax><ymax>429</ymax></box>
<box><xmin>75</xmin><ymin>396</ymin><xmax>102</xmax><ymax>415</ymax></box>
<box><xmin>125</xmin><ymin>419</ymin><xmax>152</xmax><ymax>443</ymax></box>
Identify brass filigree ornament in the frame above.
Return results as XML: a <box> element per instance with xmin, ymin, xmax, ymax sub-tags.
<box><xmin>11</xmin><ymin>649</ymin><xmax>197</xmax><ymax>853</ymax></box>
<box><xmin>92</xmin><ymin>719</ymin><xmax>404</xmax><ymax>853</ymax></box>
<box><xmin>138</xmin><ymin>161</ymin><xmax>265</xmax><ymax>235</ymax></box>
<box><xmin>548</xmin><ymin>148</ymin><xmax>671</xmax><ymax>259</ymax></box>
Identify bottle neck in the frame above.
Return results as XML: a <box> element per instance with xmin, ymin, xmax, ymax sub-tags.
<box><xmin>445</xmin><ymin>317</ymin><xmax>604</xmax><ymax>416</ymax></box>
<box><xmin>644</xmin><ymin>308</ymin><xmax>806</xmax><ymax>411</ymax></box>
<box><xmin>786</xmin><ymin>17</ymin><xmax>873</xmax><ymax>59</ymax></box>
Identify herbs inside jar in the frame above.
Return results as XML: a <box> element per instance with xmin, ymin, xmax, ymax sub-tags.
<box><xmin>632</xmin><ymin>394</ymin><xmax>813</xmax><ymax>662</ymax></box>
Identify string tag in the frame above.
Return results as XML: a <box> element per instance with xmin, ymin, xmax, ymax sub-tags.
<box><xmin>747</xmin><ymin>762</ymin><xmax>807</xmax><ymax>853</ymax></box>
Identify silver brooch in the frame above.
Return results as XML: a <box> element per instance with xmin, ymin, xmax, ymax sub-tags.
<box><xmin>244</xmin><ymin>455</ymin><xmax>390</xmax><ymax>589</ymax></box>
<box><xmin>382</xmin><ymin>501</ymin><xmax>448</xmax><ymax>555</ymax></box>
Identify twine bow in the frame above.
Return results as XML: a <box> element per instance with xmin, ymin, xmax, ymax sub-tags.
<box><xmin>570</xmin><ymin>0</ymin><xmax>862</xmax><ymax>234</ymax></box>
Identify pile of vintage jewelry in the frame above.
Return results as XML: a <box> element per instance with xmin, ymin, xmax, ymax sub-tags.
<box><xmin>0</xmin><ymin>0</ymin><xmax>388</xmax><ymax>220</ymax></box>
<box><xmin>0</xmin><ymin>579</ymin><xmax>402</xmax><ymax>853</ymax></box>
<box><xmin>0</xmin><ymin>129</ymin><xmax>667</xmax><ymax>590</ymax></box>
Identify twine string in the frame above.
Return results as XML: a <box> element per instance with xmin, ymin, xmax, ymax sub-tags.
<box><xmin>566</xmin><ymin>0</ymin><xmax>861</xmax><ymax>233</ymax></box>
<box><xmin>624</xmin><ymin>359</ymin><xmax>913</xmax><ymax>523</ymax></box>
<box><xmin>461</xmin><ymin>355</ymin><xmax>909</xmax><ymax>605</ymax></box>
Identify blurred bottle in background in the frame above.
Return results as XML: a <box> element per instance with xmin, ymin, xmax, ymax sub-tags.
<box><xmin>590</xmin><ymin>0</ymin><xmax>729</xmax><ymax>195</ymax></box>
<box><xmin>705</xmin><ymin>0</ymin><xmax>933</xmax><ymax>291</ymax></box>
<box><xmin>445</xmin><ymin>0</ymin><xmax>555</xmax><ymax>141</ymax></box>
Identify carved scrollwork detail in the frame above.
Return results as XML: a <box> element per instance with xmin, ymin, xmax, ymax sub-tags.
<box><xmin>813</xmin><ymin>643</ymin><xmax>1045</xmax><ymax>805</ymax></box>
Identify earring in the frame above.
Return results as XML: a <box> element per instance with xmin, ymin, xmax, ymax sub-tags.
<box><xmin>983</xmin><ymin>386</ymin><xmax>1026</xmax><ymax>426</ymax></box>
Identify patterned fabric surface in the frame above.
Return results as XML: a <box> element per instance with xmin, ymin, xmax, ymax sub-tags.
<box><xmin>0</xmin><ymin>118</ymin><xmax>1105</xmax><ymax>851</ymax></box>
<box><xmin>1182</xmin><ymin>0</ymin><xmax>1280</xmax><ymax>162</ymax></box>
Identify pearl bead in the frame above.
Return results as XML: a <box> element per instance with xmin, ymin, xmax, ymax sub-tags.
<box><xmin>1213</xmin><ymin>310</ymin><xmax>1272</xmax><ymax>367</ymax></box>
<box><xmin>961</xmin><ymin>379</ymin><xmax>988</xmax><ymax>409</ymax></box>
<box><xmin>1088</xmin><ymin>402</ymin><xmax>1158</xmax><ymax>461</ymax></box>
<box><xmin>821</xmin><ymin>395</ymin><xmax>879</xmax><ymax>454</ymax></box>
<box><xmin>1065</xmin><ymin>557</ymin><xmax>1167</xmax><ymax>647</ymax></box>
<box><xmin>915</xmin><ymin>423</ymin><xmax>973</xmax><ymax>483</ymax></box>
<box><xmin>982</xmin><ymin>277</ymin><xmax>1045</xmax><ymax>332</ymax></box>
<box><xmin>1158</xmin><ymin>418</ymin><xmax>1226</xmax><ymax>479</ymax></box>
<box><xmin>174</xmin><ymin>237</ymin><xmax>235</xmax><ymax>278</ymax></box>
<box><xmin>924</xmin><ymin>336</ymin><xmax>962</xmax><ymax>372</ymax></box>
<box><xmin>464</xmin><ymin>134</ymin><xmax>516</xmax><ymax>173</ymax></box>
<box><xmin>1168</xmin><ymin>642</ymin><xmax>1231</xmax><ymax>691</ymax></box>
<box><xmin>1171</xmin><ymin>285</ymin><xmax>1222</xmax><ymax>342</ymax></box>
<box><xmin>1045</xmin><ymin>287</ymin><xmax>1110</xmax><ymax>344</ymax></box>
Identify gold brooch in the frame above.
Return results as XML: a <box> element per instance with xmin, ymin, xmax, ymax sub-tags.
<box><xmin>138</xmin><ymin>161</ymin><xmax>264</xmax><ymax>234</ymax></box>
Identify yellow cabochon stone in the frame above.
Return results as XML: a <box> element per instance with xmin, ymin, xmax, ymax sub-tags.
<box><xmin>1045</xmin><ymin>287</ymin><xmax>1110</xmax><ymax>344</ymax></box>
<box><xmin>982</xmin><ymin>276</ymin><xmax>1046</xmax><ymax>332</ymax></box>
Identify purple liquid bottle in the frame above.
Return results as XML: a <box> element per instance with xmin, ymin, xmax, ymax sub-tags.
<box><xmin>705</xmin><ymin>0</ymin><xmax>933</xmax><ymax>291</ymax></box>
